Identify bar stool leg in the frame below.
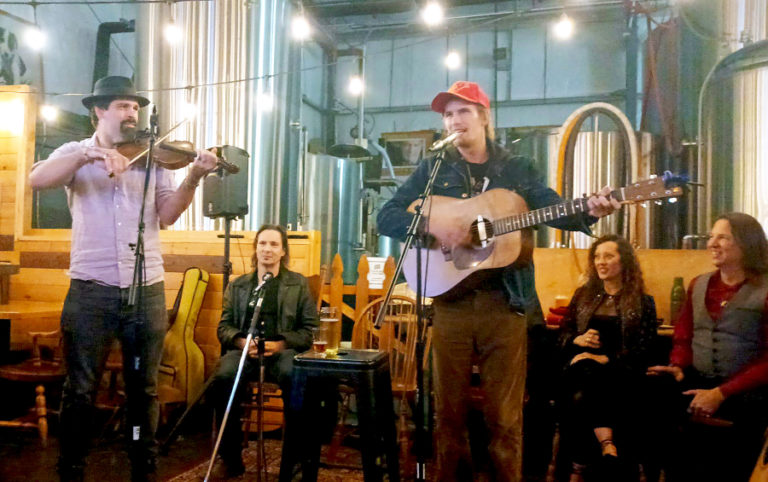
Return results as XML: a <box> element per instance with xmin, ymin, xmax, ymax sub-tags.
<box><xmin>356</xmin><ymin>374</ymin><xmax>385</xmax><ymax>482</ymax></box>
<box><xmin>375</xmin><ymin>368</ymin><xmax>400</xmax><ymax>481</ymax></box>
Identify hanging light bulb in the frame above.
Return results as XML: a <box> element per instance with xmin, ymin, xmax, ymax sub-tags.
<box><xmin>421</xmin><ymin>2</ymin><xmax>444</xmax><ymax>27</ymax></box>
<box><xmin>163</xmin><ymin>21</ymin><xmax>183</xmax><ymax>45</ymax></box>
<box><xmin>257</xmin><ymin>92</ymin><xmax>274</xmax><ymax>112</ymax></box>
<box><xmin>180</xmin><ymin>102</ymin><xmax>198</xmax><ymax>119</ymax></box>
<box><xmin>348</xmin><ymin>75</ymin><xmax>364</xmax><ymax>96</ymax></box>
<box><xmin>553</xmin><ymin>13</ymin><xmax>574</xmax><ymax>40</ymax></box>
<box><xmin>444</xmin><ymin>51</ymin><xmax>461</xmax><ymax>70</ymax></box>
<box><xmin>40</xmin><ymin>104</ymin><xmax>59</xmax><ymax>123</ymax></box>
<box><xmin>24</xmin><ymin>27</ymin><xmax>46</xmax><ymax>51</ymax></box>
<box><xmin>292</xmin><ymin>14</ymin><xmax>311</xmax><ymax>41</ymax></box>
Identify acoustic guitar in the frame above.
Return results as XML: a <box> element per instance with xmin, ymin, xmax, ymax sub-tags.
<box><xmin>402</xmin><ymin>172</ymin><xmax>685</xmax><ymax>296</ymax></box>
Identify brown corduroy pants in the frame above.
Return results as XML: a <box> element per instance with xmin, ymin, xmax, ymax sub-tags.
<box><xmin>432</xmin><ymin>289</ymin><xmax>527</xmax><ymax>482</ymax></box>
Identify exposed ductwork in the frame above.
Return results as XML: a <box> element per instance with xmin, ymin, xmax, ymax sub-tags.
<box><xmin>92</xmin><ymin>19</ymin><xmax>135</xmax><ymax>88</ymax></box>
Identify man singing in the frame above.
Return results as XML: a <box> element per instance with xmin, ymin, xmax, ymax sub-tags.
<box><xmin>29</xmin><ymin>75</ymin><xmax>217</xmax><ymax>482</ymax></box>
<box><xmin>377</xmin><ymin>81</ymin><xmax>619</xmax><ymax>481</ymax></box>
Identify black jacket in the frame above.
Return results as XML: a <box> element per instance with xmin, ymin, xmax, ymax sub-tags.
<box><xmin>217</xmin><ymin>269</ymin><xmax>319</xmax><ymax>353</ymax></box>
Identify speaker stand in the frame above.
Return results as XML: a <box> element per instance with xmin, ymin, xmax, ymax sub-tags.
<box><xmin>218</xmin><ymin>215</ymin><xmax>244</xmax><ymax>291</ymax></box>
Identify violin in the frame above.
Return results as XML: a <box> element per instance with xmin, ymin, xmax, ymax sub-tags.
<box><xmin>115</xmin><ymin>131</ymin><xmax>240</xmax><ymax>174</ymax></box>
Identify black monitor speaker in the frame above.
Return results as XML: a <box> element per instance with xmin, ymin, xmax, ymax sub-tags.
<box><xmin>202</xmin><ymin>145</ymin><xmax>250</xmax><ymax>218</ymax></box>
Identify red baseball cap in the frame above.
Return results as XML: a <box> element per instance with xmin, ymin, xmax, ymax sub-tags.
<box><xmin>431</xmin><ymin>81</ymin><xmax>491</xmax><ymax>113</ymax></box>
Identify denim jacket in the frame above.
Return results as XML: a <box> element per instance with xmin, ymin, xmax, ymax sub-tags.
<box><xmin>377</xmin><ymin>141</ymin><xmax>595</xmax><ymax>321</ymax></box>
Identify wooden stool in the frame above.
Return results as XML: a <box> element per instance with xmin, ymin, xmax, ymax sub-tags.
<box><xmin>241</xmin><ymin>381</ymin><xmax>285</xmax><ymax>437</ymax></box>
<box><xmin>0</xmin><ymin>330</ymin><xmax>65</xmax><ymax>446</ymax></box>
<box><xmin>279</xmin><ymin>349</ymin><xmax>400</xmax><ymax>482</ymax></box>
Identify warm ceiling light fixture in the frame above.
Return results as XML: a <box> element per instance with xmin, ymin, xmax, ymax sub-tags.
<box><xmin>444</xmin><ymin>51</ymin><xmax>461</xmax><ymax>70</ymax></box>
<box><xmin>421</xmin><ymin>1</ymin><xmax>444</xmax><ymax>27</ymax></box>
<box><xmin>292</xmin><ymin>14</ymin><xmax>312</xmax><ymax>41</ymax></box>
<box><xmin>553</xmin><ymin>12</ymin><xmax>574</xmax><ymax>40</ymax></box>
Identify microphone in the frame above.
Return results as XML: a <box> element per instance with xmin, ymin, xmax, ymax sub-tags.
<box><xmin>248</xmin><ymin>272</ymin><xmax>275</xmax><ymax>307</ymax></box>
<box><xmin>428</xmin><ymin>131</ymin><xmax>461</xmax><ymax>152</ymax></box>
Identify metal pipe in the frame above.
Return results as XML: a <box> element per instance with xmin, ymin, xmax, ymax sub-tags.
<box><xmin>93</xmin><ymin>20</ymin><xmax>135</xmax><ymax>88</ymax></box>
<box><xmin>357</xmin><ymin>47</ymin><xmax>365</xmax><ymax>145</ymax></box>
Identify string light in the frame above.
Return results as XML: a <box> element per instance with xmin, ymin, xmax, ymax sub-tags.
<box><xmin>291</xmin><ymin>15</ymin><xmax>311</xmax><ymax>41</ymax></box>
<box><xmin>348</xmin><ymin>75</ymin><xmax>364</xmax><ymax>96</ymax></box>
<box><xmin>553</xmin><ymin>13</ymin><xmax>574</xmax><ymax>40</ymax></box>
<box><xmin>257</xmin><ymin>92</ymin><xmax>274</xmax><ymax>112</ymax></box>
<box><xmin>24</xmin><ymin>27</ymin><xmax>46</xmax><ymax>51</ymax></box>
<box><xmin>421</xmin><ymin>2</ymin><xmax>444</xmax><ymax>27</ymax></box>
<box><xmin>40</xmin><ymin>104</ymin><xmax>59</xmax><ymax>122</ymax></box>
<box><xmin>180</xmin><ymin>102</ymin><xmax>197</xmax><ymax>119</ymax></box>
<box><xmin>163</xmin><ymin>21</ymin><xmax>183</xmax><ymax>45</ymax></box>
<box><xmin>444</xmin><ymin>51</ymin><xmax>461</xmax><ymax>70</ymax></box>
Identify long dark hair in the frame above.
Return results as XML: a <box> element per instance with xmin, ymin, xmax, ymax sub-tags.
<box><xmin>582</xmin><ymin>234</ymin><xmax>645</xmax><ymax>319</ymax></box>
<box><xmin>251</xmin><ymin>224</ymin><xmax>290</xmax><ymax>268</ymax></box>
<box><xmin>715</xmin><ymin>212</ymin><xmax>768</xmax><ymax>277</ymax></box>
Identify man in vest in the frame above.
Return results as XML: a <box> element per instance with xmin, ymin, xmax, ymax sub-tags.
<box><xmin>648</xmin><ymin>212</ymin><xmax>768</xmax><ymax>481</ymax></box>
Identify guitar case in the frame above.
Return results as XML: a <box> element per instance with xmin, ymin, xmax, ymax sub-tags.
<box><xmin>751</xmin><ymin>428</ymin><xmax>768</xmax><ymax>482</ymax></box>
<box><xmin>159</xmin><ymin>267</ymin><xmax>209</xmax><ymax>405</ymax></box>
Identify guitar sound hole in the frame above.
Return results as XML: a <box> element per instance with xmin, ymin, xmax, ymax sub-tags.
<box><xmin>470</xmin><ymin>218</ymin><xmax>495</xmax><ymax>247</ymax></box>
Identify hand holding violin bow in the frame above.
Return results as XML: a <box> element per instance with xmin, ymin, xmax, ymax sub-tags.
<box><xmin>105</xmin><ymin>130</ymin><xmax>239</xmax><ymax>179</ymax></box>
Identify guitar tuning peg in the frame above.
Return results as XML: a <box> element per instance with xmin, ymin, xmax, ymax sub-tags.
<box><xmin>641</xmin><ymin>202</ymin><xmax>648</xmax><ymax>208</ymax></box>
<box><xmin>668</xmin><ymin>197</ymin><xmax>678</xmax><ymax>204</ymax></box>
<box><xmin>655</xmin><ymin>200</ymin><xmax>663</xmax><ymax>206</ymax></box>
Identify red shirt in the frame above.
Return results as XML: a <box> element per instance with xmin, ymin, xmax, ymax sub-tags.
<box><xmin>670</xmin><ymin>271</ymin><xmax>768</xmax><ymax>398</ymax></box>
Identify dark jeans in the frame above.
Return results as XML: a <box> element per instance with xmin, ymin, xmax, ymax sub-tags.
<box><xmin>58</xmin><ymin>280</ymin><xmax>167</xmax><ymax>474</ymax></box>
<box><xmin>210</xmin><ymin>348</ymin><xmax>296</xmax><ymax>463</ymax></box>
<box><xmin>652</xmin><ymin>371</ymin><xmax>768</xmax><ymax>482</ymax></box>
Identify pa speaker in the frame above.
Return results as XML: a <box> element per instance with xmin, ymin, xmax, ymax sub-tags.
<box><xmin>202</xmin><ymin>145</ymin><xmax>249</xmax><ymax>218</ymax></box>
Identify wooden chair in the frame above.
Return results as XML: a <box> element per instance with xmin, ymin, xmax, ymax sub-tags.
<box><xmin>350</xmin><ymin>295</ymin><xmax>427</xmax><ymax>450</ymax></box>
<box><xmin>0</xmin><ymin>329</ymin><xmax>66</xmax><ymax>446</ymax></box>
<box><xmin>241</xmin><ymin>381</ymin><xmax>285</xmax><ymax>440</ymax></box>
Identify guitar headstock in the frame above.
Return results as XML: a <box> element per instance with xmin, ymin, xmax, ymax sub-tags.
<box><xmin>614</xmin><ymin>171</ymin><xmax>687</xmax><ymax>204</ymax></box>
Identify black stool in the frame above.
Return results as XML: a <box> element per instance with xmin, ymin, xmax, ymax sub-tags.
<box><xmin>279</xmin><ymin>349</ymin><xmax>400</xmax><ymax>482</ymax></box>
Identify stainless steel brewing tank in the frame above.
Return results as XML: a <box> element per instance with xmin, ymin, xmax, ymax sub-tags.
<box><xmin>303</xmin><ymin>153</ymin><xmax>364</xmax><ymax>283</ymax></box>
<box><xmin>702</xmin><ymin>39</ymin><xmax>768</xmax><ymax>231</ymax></box>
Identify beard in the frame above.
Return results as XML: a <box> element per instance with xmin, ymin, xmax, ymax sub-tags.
<box><xmin>119</xmin><ymin>120</ymin><xmax>138</xmax><ymax>139</ymax></box>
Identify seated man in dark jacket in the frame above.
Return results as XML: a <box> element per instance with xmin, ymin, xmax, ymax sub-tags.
<box><xmin>210</xmin><ymin>224</ymin><xmax>318</xmax><ymax>477</ymax></box>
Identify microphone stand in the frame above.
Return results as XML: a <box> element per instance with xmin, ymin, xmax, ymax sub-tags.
<box><xmin>374</xmin><ymin>145</ymin><xmax>447</xmax><ymax>481</ymax></box>
<box><xmin>204</xmin><ymin>273</ymin><xmax>273</xmax><ymax>482</ymax></box>
<box><xmin>125</xmin><ymin>106</ymin><xmax>158</xmax><ymax>447</ymax></box>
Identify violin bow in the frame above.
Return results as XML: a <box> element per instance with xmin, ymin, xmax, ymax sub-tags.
<box><xmin>122</xmin><ymin>117</ymin><xmax>191</xmax><ymax>169</ymax></box>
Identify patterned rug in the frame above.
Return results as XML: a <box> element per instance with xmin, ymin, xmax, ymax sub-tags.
<box><xmin>169</xmin><ymin>439</ymin><xmax>370</xmax><ymax>481</ymax></box>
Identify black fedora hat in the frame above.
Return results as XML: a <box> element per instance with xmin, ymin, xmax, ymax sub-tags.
<box><xmin>82</xmin><ymin>76</ymin><xmax>150</xmax><ymax>109</ymax></box>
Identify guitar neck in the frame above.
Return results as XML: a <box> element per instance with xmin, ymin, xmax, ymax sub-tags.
<box><xmin>493</xmin><ymin>188</ymin><xmax>623</xmax><ymax>235</ymax></box>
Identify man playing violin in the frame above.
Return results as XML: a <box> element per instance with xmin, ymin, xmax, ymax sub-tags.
<box><xmin>377</xmin><ymin>81</ymin><xmax>620</xmax><ymax>481</ymax></box>
<box><xmin>29</xmin><ymin>76</ymin><xmax>217</xmax><ymax>482</ymax></box>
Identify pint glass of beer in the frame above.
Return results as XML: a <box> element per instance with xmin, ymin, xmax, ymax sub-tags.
<box><xmin>320</xmin><ymin>306</ymin><xmax>340</xmax><ymax>356</ymax></box>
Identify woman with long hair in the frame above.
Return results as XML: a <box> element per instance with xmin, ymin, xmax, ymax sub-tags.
<box><xmin>558</xmin><ymin>234</ymin><xmax>658</xmax><ymax>481</ymax></box>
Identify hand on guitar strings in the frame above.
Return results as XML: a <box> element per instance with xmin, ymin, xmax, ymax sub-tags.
<box><xmin>586</xmin><ymin>186</ymin><xmax>622</xmax><ymax>218</ymax></box>
<box><xmin>416</xmin><ymin>215</ymin><xmax>438</xmax><ymax>248</ymax></box>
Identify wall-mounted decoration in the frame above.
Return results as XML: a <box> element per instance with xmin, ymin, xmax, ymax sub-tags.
<box><xmin>0</xmin><ymin>18</ymin><xmax>39</xmax><ymax>88</ymax></box>
<box><xmin>380</xmin><ymin>129</ymin><xmax>436</xmax><ymax>178</ymax></box>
